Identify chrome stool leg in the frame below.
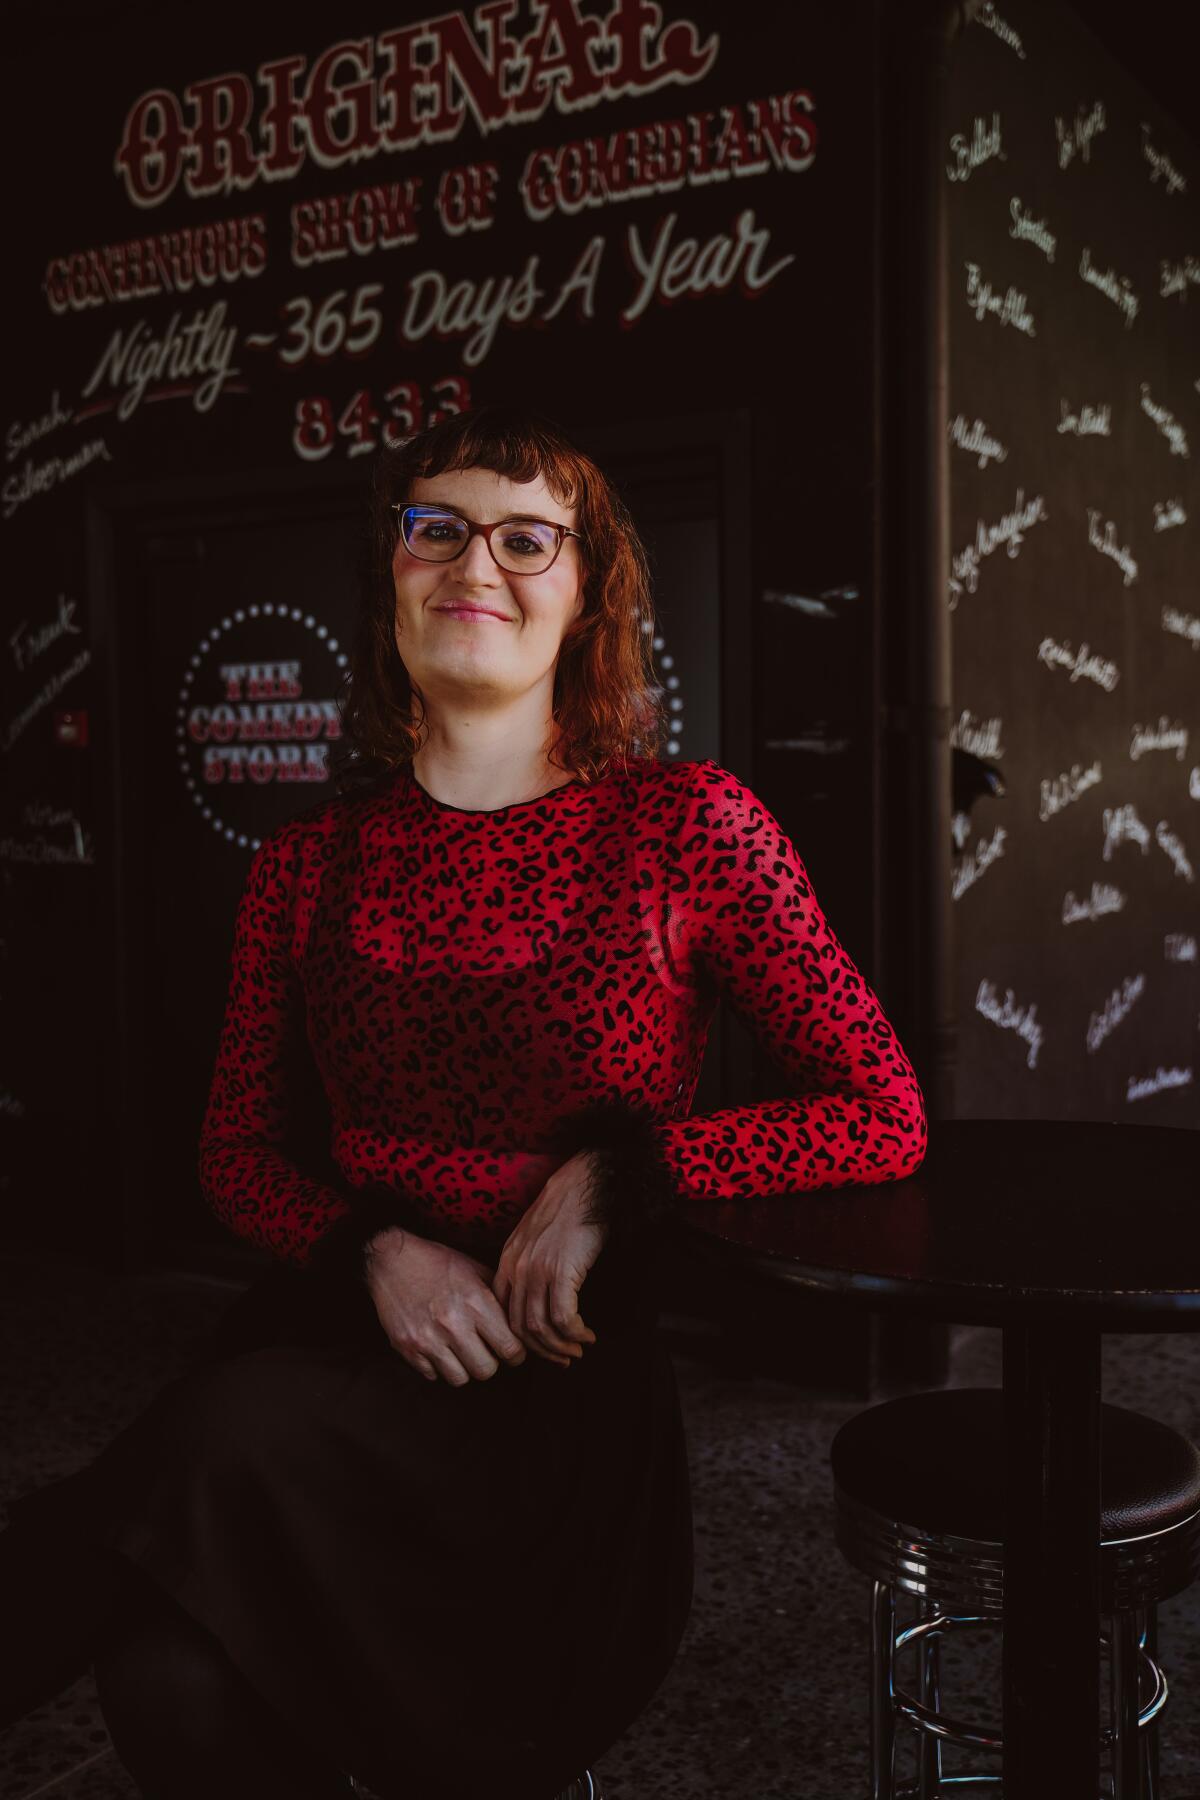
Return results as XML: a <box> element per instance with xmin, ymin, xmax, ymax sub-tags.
<box><xmin>1112</xmin><ymin>1609</ymin><xmax>1142</xmax><ymax>1800</ymax></box>
<box><xmin>867</xmin><ymin>1586</ymin><xmax>1171</xmax><ymax>1799</ymax></box>
<box><xmin>871</xmin><ymin>1579</ymin><xmax>898</xmax><ymax>1800</ymax></box>
<box><xmin>1143</xmin><ymin>1605</ymin><xmax>1160</xmax><ymax>1800</ymax></box>
<box><xmin>917</xmin><ymin>1595</ymin><xmax>943</xmax><ymax>1800</ymax></box>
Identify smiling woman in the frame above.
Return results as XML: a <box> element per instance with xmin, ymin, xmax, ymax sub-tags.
<box><xmin>1</xmin><ymin>403</ymin><xmax>925</xmax><ymax>1800</ymax></box>
<box><xmin>387</xmin><ymin>459</ymin><xmax>591</xmax><ymax>811</ymax></box>
<box><xmin>334</xmin><ymin>401</ymin><xmax>669</xmax><ymax>813</ymax></box>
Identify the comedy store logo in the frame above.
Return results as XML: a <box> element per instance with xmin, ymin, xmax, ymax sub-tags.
<box><xmin>179</xmin><ymin>604</ymin><xmax>347</xmax><ymax>847</ymax></box>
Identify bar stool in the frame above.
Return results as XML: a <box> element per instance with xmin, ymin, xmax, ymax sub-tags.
<box><xmin>830</xmin><ymin>1388</ymin><xmax>1200</xmax><ymax>1798</ymax></box>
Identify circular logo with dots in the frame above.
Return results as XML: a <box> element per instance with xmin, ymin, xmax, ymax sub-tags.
<box><xmin>178</xmin><ymin>604</ymin><xmax>349</xmax><ymax>849</ymax></box>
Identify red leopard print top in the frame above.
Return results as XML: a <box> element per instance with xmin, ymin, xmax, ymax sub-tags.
<box><xmin>198</xmin><ymin>757</ymin><xmax>928</xmax><ymax>1267</ymax></box>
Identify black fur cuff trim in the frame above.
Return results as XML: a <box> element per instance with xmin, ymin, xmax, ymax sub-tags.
<box><xmin>543</xmin><ymin>1097</ymin><xmax>680</xmax><ymax>1253</ymax></box>
<box><xmin>305</xmin><ymin>1190</ymin><xmax>416</xmax><ymax>1284</ymax></box>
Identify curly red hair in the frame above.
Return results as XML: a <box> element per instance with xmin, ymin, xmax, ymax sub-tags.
<box><xmin>330</xmin><ymin>404</ymin><xmax>670</xmax><ymax>795</ymax></box>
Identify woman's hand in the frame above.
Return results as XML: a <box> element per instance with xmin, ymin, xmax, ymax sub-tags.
<box><xmin>491</xmin><ymin>1152</ymin><xmax>606</xmax><ymax>1367</ymax></box>
<box><xmin>364</xmin><ymin>1227</ymin><xmax>529</xmax><ymax>1387</ymax></box>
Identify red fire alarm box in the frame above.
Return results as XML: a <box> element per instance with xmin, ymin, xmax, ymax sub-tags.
<box><xmin>53</xmin><ymin>709</ymin><xmax>89</xmax><ymax>747</ymax></box>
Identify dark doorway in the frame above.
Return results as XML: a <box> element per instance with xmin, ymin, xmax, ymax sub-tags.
<box><xmin>96</xmin><ymin>484</ymin><xmax>365</xmax><ymax>1271</ymax></box>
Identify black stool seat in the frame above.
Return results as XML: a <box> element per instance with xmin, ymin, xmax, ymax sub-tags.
<box><xmin>831</xmin><ymin>1388</ymin><xmax>1200</xmax><ymax>1541</ymax></box>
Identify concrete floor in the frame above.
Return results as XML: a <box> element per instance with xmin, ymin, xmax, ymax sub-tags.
<box><xmin>3</xmin><ymin>1250</ymin><xmax>1200</xmax><ymax>1799</ymax></box>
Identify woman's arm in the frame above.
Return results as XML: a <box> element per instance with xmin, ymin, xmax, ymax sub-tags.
<box><xmin>658</xmin><ymin>760</ymin><xmax>928</xmax><ymax>1198</ymax></box>
<box><xmin>197</xmin><ymin>819</ymin><xmax>403</xmax><ymax>1274</ymax></box>
<box><xmin>551</xmin><ymin>761</ymin><xmax>928</xmax><ymax>1240</ymax></box>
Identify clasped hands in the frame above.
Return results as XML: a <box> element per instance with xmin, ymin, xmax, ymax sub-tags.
<box><xmin>365</xmin><ymin>1151</ymin><xmax>608</xmax><ymax>1386</ymax></box>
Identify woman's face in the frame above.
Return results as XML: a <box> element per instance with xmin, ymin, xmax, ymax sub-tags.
<box><xmin>391</xmin><ymin>465</ymin><xmax>585</xmax><ymax>711</ymax></box>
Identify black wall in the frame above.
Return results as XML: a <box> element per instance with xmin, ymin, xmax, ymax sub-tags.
<box><xmin>946</xmin><ymin>0</ymin><xmax>1200</xmax><ymax>1124</ymax></box>
<box><xmin>0</xmin><ymin>2</ymin><xmax>885</xmax><ymax>1259</ymax></box>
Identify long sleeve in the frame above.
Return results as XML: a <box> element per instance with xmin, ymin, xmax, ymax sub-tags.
<box><xmin>650</xmin><ymin>760</ymin><xmax>928</xmax><ymax>1202</ymax></box>
<box><xmin>197</xmin><ymin>819</ymin><xmax>399</xmax><ymax>1272</ymax></box>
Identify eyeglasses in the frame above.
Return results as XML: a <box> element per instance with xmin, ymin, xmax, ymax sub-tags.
<box><xmin>392</xmin><ymin>504</ymin><xmax>582</xmax><ymax>575</ymax></box>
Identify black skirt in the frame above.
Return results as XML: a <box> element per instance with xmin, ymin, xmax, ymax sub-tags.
<box><xmin>5</xmin><ymin>1223</ymin><xmax>694</xmax><ymax>1800</ymax></box>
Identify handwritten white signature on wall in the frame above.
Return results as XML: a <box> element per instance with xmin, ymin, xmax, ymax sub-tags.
<box><xmin>1160</xmin><ymin>254</ymin><xmax>1200</xmax><ymax>302</ymax></box>
<box><xmin>947</xmin><ymin>414</ymin><xmax>1008</xmax><ymax>467</ymax></box>
<box><xmin>1058</xmin><ymin>398</ymin><xmax>1110</xmax><ymax>436</ymax></box>
<box><xmin>1</xmin><ymin>646</ymin><xmax>91</xmax><ymax>753</ymax></box>
<box><xmin>5</xmin><ymin>391</ymin><xmax>72</xmax><ymax>464</ymax></box>
<box><xmin>1063</xmin><ymin>882</ymin><xmax>1127</xmax><ymax>923</ymax></box>
<box><xmin>1130</xmin><ymin>717</ymin><xmax>1188</xmax><ymax>761</ymax></box>
<box><xmin>9</xmin><ymin>592</ymin><xmax>81</xmax><ymax>673</ymax></box>
<box><xmin>1086</xmin><ymin>508</ymin><xmax>1138</xmax><ymax>585</ymax></box>
<box><xmin>1141</xmin><ymin>123</ymin><xmax>1188</xmax><ymax>195</ymax></box>
<box><xmin>1009</xmin><ymin>196</ymin><xmax>1056</xmax><ymax>261</ymax></box>
<box><xmin>952</xmin><ymin>823</ymin><xmax>1007</xmax><ymax>901</ymax></box>
<box><xmin>11</xmin><ymin>801</ymin><xmax>93</xmax><ymax>864</ymax></box>
<box><xmin>1102</xmin><ymin>804</ymin><xmax>1151</xmax><ymax>859</ymax></box>
<box><xmin>1162</xmin><ymin>605</ymin><xmax>1200</xmax><ymax>651</ymax></box>
<box><xmin>0</xmin><ymin>831</ymin><xmax>94</xmax><ymax>866</ymax></box>
<box><xmin>1127</xmin><ymin>1065</ymin><xmax>1192</xmax><ymax>1102</ymax></box>
<box><xmin>1079</xmin><ymin>246</ymin><xmax>1139</xmax><ymax>327</ymax></box>
<box><xmin>976</xmin><ymin>978</ymin><xmax>1044</xmax><ymax>1069</ymax></box>
<box><xmin>1156</xmin><ymin>822</ymin><xmax>1195</xmax><ymax>882</ymax></box>
<box><xmin>2</xmin><ymin>437</ymin><xmax>112</xmax><ymax>524</ymax></box>
<box><xmin>1037</xmin><ymin>635</ymin><xmax>1120</xmax><ymax>690</ymax></box>
<box><xmin>951</xmin><ymin>709</ymin><xmax>1006</xmax><ymax>757</ymax></box>
<box><xmin>1140</xmin><ymin>382</ymin><xmax>1190</xmax><ymax>458</ymax></box>
<box><xmin>964</xmin><ymin>261</ymin><xmax>1036</xmax><ymax>334</ymax></box>
<box><xmin>947</xmin><ymin>113</ymin><xmax>1006</xmax><ymax>182</ymax></box>
<box><xmin>974</xmin><ymin>3</ymin><xmax>1027</xmax><ymax>59</ymax></box>
<box><xmin>1056</xmin><ymin>100</ymin><xmax>1106</xmax><ymax>170</ymax></box>
<box><xmin>1039</xmin><ymin>759</ymin><xmax>1101</xmax><ymax>821</ymax></box>
<box><xmin>1085</xmin><ymin>972</ymin><xmax>1145</xmax><ymax>1054</ymax></box>
<box><xmin>949</xmin><ymin>489</ymin><xmax>1048</xmax><ymax>604</ymax></box>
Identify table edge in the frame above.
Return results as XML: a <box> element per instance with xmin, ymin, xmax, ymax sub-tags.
<box><xmin>673</xmin><ymin>1220</ymin><xmax>1200</xmax><ymax>1331</ymax></box>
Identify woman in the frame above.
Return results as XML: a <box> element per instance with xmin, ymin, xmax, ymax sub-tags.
<box><xmin>0</xmin><ymin>404</ymin><xmax>927</xmax><ymax>1799</ymax></box>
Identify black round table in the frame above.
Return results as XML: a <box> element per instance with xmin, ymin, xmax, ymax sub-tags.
<box><xmin>676</xmin><ymin>1117</ymin><xmax>1200</xmax><ymax>1797</ymax></box>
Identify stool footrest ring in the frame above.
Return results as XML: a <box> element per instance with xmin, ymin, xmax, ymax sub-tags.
<box><xmin>892</xmin><ymin>1613</ymin><xmax>1167</xmax><ymax>1754</ymax></box>
<box><xmin>894</xmin><ymin>1686</ymin><xmax>1001</xmax><ymax>1752</ymax></box>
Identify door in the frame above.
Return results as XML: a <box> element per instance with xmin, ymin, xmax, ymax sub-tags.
<box><xmin>117</xmin><ymin>493</ymin><xmax>363</xmax><ymax>1269</ymax></box>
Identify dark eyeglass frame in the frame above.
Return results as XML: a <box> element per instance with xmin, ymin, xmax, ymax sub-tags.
<box><xmin>391</xmin><ymin>503</ymin><xmax>583</xmax><ymax>574</ymax></box>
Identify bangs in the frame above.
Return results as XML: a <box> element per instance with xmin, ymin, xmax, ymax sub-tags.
<box><xmin>396</xmin><ymin>406</ymin><xmax>590</xmax><ymax>516</ymax></box>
